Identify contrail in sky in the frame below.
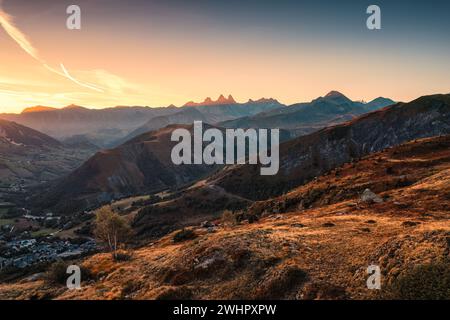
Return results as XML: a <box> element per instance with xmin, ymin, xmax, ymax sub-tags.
<box><xmin>0</xmin><ymin>0</ymin><xmax>104</xmax><ymax>92</ymax></box>
<box><xmin>59</xmin><ymin>63</ymin><xmax>104</xmax><ymax>92</ymax></box>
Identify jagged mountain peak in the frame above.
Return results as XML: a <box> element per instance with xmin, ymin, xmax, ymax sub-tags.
<box><xmin>183</xmin><ymin>94</ymin><xmax>237</xmax><ymax>107</ymax></box>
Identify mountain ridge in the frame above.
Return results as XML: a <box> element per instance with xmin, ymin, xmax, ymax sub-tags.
<box><xmin>213</xmin><ymin>93</ymin><xmax>450</xmax><ymax>200</ymax></box>
<box><xmin>220</xmin><ymin>91</ymin><xmax>395</xmax><ymax>136</ymax></box>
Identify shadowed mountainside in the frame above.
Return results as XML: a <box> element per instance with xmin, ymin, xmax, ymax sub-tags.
<box><xmin>33</xmin><ymin>125</ymin><xmax>222</xmax><ymax>213</ymax></box>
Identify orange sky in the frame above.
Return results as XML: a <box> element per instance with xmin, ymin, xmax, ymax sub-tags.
<box><xmin>1</xmin><ymin>0</ymin><xmax>450</xmax><ymax>113</ymax></box>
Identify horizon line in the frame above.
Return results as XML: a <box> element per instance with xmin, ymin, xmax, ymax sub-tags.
<box><xmin>1</xmin><ymin>91</ymin><xmax>401</xmax><ymax>115</ymax></box>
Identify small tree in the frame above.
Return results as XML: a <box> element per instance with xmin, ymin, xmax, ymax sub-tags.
<box><xmin>94</xmin><ymin>206</ymin><xmax>132</xmax><ymax>259</ymax></box>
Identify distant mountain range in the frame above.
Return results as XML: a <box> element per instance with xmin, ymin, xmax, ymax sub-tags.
<box><xmin>0</xmin><ymin>90</ymin><xmax>400</xmax><ymax>213</ymax></box>
<box><xmin>212</xmin><ymin>94</ymin><xmax>450</xmax><ymax>200</ymax></box>
<box><xmin>121</xmin><ymin>96</ymin><xmax>284</xmax><ymax>143</ymax></box>
<box><xmin>0</xmin><ymin>92</ymin><xmax>393</xmax><ymax>148</ymax></box>
<box><xmin>221</xmin><ymin>91</ymin><xmax>395</xmax><ymax>137</ymax></box>
<box><xmin>31</xmin><ymin>93</ymin><xmax>449</xmax><ymax>214</ymax></box>
<box><xmin>0</xmin><ymin>96</ymin><xmax>284</xmax><ymax>148</ymax></box>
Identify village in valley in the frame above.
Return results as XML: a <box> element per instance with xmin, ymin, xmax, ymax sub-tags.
<box><xmin>0</xmin><ymin>198</ymin><xmax>97</xmax><ymax>274</ymax></box>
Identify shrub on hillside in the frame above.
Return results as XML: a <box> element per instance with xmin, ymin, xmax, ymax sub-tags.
<box><xmin>222</xmin><ymin>210</ymin><xmax>237</xmax><ymax>225</ymax></box>
<box><xmin>46</xmin><ymin>261</ymin><xmax>70</xmax><ymax>285</ymax></box>
<box><xmin>120</xmin><ymin>279</ymin><xmax>142</xmax><ymax>299</ymax></box>
<box><xmin>155</xmin><ymin>286</ymin><xmax>193</xmax><ymax>300</ymax></box>
<box><xmin>172</xmin><ymin>229</ymin><xmax>197</xmax><ymax>243</ymax></box>
<box><xmin>46</xmin><ymin>260</ymin><xmax>94</xmax><ymax>286</ymax></box>
<box><xmin>384</xmin><ymin>260</ymin><xmax>450</xmax><ymax>300</ymax></box>
<box><xmin>254</xmin><ymin>266</ymin><xmax>308</xmax><ymax>299</ymax></box>
<box><xmin>114</xmin><ymin>250</ymin><xmax>133</xmax><ymax>262</ymax></box>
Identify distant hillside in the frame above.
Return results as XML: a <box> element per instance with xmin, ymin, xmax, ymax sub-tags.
<box><xmin>0</xmin><ymin>105</ymin><xmax>179</xmax><ymax>147</ymax></box>
<box><xmin>363</xmin><ymin>97</ymin><xmax>395</xmax><ymax>111</ymax></box>
<box><xmin>0</xmin><ymin>120</ymin><xmax>94</xmax><ymax>191</ymax></box>
<box><xmin>35</xmin><ymin>125</ymin><xmax>222</xmax><ymax>213</ymax></box>
<box><xmin>0</xmin><ymin>119</ymin><xmax>61</xmax><ymax>148</ymax></box>
<box><xmin>213</xmin><ymin>94</ymin><xmax>450</xmax><ymax>200</ymax></box>
<box><xmin>120</xmin><ymin>108</ymin><xmax>208</xmax><ymax>143</ymax></box>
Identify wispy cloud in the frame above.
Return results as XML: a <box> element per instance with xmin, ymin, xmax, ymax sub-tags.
<box><xmin>0</xmin><ymin>3</ymin><xmax>39</xmax><ymax>60</ymax></box>
<box><xmin>0</xmin><ymin>0</ymin><xmax>104</xmax><ymax>93</ymax></box>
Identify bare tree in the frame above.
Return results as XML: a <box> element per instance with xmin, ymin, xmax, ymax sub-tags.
<box><xmin>94</xmin><ymin>206</ymin><xmax>131</xmax><ymax>259</ymax></box>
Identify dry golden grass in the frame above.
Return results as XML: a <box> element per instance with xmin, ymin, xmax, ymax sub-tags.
<box><xmin>1</xmin><ymin>205</ymin><xmax>447</xmax><ymax>300</ymax></box>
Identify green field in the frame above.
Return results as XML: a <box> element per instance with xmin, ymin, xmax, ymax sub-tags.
<box><xmin>31</xmin><ymin>228</ymin><xmax>58</xmax><ymax>237</ymax></box>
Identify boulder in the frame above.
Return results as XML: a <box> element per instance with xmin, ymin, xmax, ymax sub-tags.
<box><xmin>360</xmin><ymin>189</ymin><xmax>383</xmax><ymax>204</ymax></box>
